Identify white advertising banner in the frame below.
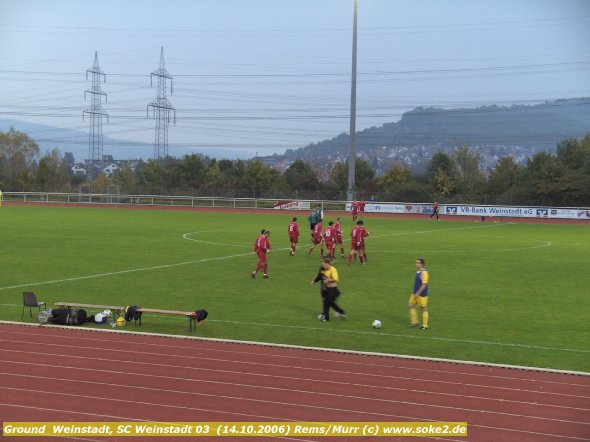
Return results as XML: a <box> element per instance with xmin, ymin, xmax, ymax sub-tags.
<box><xmin>442</xmin><ymin>205</ymin><xmax>587</xmax><ymax>219</ymax></box>
<box><xmin>346</xmin><ymin>203</ymin><xmax>412</xmax><ymax>214</ymax></box>
<box><xmin>344</xmin><ymin>201</ymin><xmax>588</xmax><ymax>219</ymax></box>
<box><xmin>549</xmin><ymin>208</ymin><xmax>590</xmax><ymax>220</ymax></box>
<box><xmin>273</xmin><ymin>200</ymin><xmax>310</xmax><ymax>210</ymax></box>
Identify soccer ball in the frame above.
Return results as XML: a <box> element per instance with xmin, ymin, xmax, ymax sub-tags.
<box><xmin>372</xmin><ymin>319</ymin><xmax>382</xmax><ymax>329</ymax></box>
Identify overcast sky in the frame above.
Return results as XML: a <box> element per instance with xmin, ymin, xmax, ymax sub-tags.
<box><xmin>1</xmin><ymin>0</ymin><xmax>589</xmax><ymax>159</ymax></box>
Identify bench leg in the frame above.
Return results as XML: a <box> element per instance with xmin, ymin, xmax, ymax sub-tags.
<box><xmin>188</xmin><ymin>316</ymin><xmax>196</xmax><ymax>332</ymax></box>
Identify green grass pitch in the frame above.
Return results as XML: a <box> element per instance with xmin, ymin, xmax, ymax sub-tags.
<box><xmin>1</xmin><ymin>205</ymin><xmax>589</xmax><ymax>373</ymax></box>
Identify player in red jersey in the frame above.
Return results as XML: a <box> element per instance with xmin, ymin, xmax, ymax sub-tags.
<box><xmin>288</xmin><ymin>217</ymin><xmax>300</xmax><ymax>256</ymax></box>
<box><xmin>348</xmin><ymin>223</ymin><xmax>362</xmax><ymax>265</ymax></box>
<box><xmin>356</xmin><ymin>220</ymin><xmax>370</xmax><ymax>264</ymax></box>
<box><xmin>358</xmin><ymin>200</ymin><xmax>366</xmax><ymax>218</ymax></box>
<box><xmin>351</xmin><ymin>200</ymin><xmax>359</xmax><ymax>222</ymax></box>
<box><xmin>307</xmin><ymin>220</ymin><xmax>323</xmax><ymax>257</ymax></box>
<box><xmin>334</xmin><ymin>217</ymin><xmax>345</xmax><ymax>258</ymax></box>
<box><xmin>323</xmin><ymin>221</ymin><xmax>337</xmax><ymax>259</ymax></box>
<box><xmin>251</xmin><ymin>229</ymin><xmax>271</xmax><ymax>278</ymax></box>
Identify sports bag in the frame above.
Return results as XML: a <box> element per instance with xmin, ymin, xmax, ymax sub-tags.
<box><xmin>193</xmin><ymin>309</ymin><xmax>208</xmax><ymax>323</ymax></box>
<box><xmin>49</xmin><ymin>308</ymin><xmax>88</xmax><ymax>326</ymax></box>
<box><xmin>124</xmin><ymin>305</ymin><xmax>142</xmax><ymax>322</ymax></box>
<box><xmin>38</xmin><ymin>309</ymin><xmax>53</xmax><ymax>324</ymax></box>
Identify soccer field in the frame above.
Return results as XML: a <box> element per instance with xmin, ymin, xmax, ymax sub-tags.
<box><xmin>1</xmin><ymin>205</ymin><xmax>589</xmax><ymax>372</ymax></box>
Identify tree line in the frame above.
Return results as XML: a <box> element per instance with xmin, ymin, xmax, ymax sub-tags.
<box><xmin>1</xmin><ymin>128</ymin><xmax>589</xmax><ymax>206</ymax></box>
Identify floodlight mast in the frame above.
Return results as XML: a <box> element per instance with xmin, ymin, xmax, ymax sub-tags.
<box><xmin>347</xmin><ymin>0</ymin><xmax>358</xmax><ymax>202</ymax></box>
<box><xmin>147</xmin><ymin>46</ymin><xmax>176</xmax><ymax>160</ymax></box>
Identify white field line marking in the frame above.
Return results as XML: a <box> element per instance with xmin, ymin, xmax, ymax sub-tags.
<box><xmin>182</xmin><ymin>231</ymin><xmax>251</xmax><ymax>249</ymax></box>
<box><xmin>207</xmin><ymin>319</ymin><xmax>590</xmax><ymax>354</ymax></box>
<box><xmin>0</xmin><ymin>251</ymin><xmax>255</xmax><ymax>292</ymax></box>
<box><xmin>370</xmin><ymin>239</ymin><xmax>552</xmax><ymax>253</ymax></box>
<box><xmin>0</xmin><ymin>222</ymin><xmax>512</xmax><ymax>292</ymax></box>
<box><xmin>1</xmin><ymin>312</ymin><xmax>586</xmax><ymax>355</ymax></box>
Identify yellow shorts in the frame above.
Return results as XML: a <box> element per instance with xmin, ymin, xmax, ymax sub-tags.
<box><xmin>408</xmin><ymin>294</ymin><xmax>428</xmax><ymax>308</ymax></box>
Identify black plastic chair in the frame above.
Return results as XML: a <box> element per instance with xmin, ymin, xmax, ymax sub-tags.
<box><xmin>22</xmin><ymin>292</ymin><xmax>46</xmax><ymax>320</ymax></box>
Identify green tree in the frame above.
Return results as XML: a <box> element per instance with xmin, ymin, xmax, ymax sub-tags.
<box><xmin>379</xmin><ymin>164</ymin><xmax>411</xmax><ymax>194</ymax></box>
<box><xmin>330</xmin><ymin>158</ymin><xmax>375</xmax><ymax>193</ymax></box>
<box><xmin>240</xmin><ymin>160</ymin><xmax>279</xmax><ymax>197</ymax></box>
<box><xmin>486</xmin><ymin>156</ymin><xmax>522</xmax><ymax>204</ymax></box>
<box><xmin>112</xmin><ymin>166</ymin><xmax>137</xmax><ymax>194</ymax></box>
<box><xmin>284</xmin><ymin>160</ymin><xmax>319</xmax><ymax>192</ymax></box>
<box><xmin>556</xmin><ymin>135</ymin><xmax>590</xmax><ymax>171</ymax></box>
<box><xmin>35</xmin><ymin>149</ymin><xmax>70</xmax><ymax>191</ymax></box>
<box><xmin>203</xmin><ymin>163</ymin><xmax>230</xmax><ymax>196</ymax></box>
<box><xmin>522</xmin><ymin>152</ymin><xmax>564</xmax><ymax>205</ymax></box>
<box><xmin>176</xmin><ymin>154</ymin><xmax>205</xmax><ymax>192</ymax></box>
<box><xmin>434</xmin><ymin>168</ymin><xmax>456</xmax><ymax>197</ymax></box>
<box><xmin>0</xmin><ymin>128</ymin><xmax>40</xmax><ymax>190</ymax></box>
<box><xmin>135</xmin><ymin>159</ymin><xmax>169</xmax><ymax>194</ymax></box>
<box><xmin>427</xmin><ymin>151</ymin><xmax>457</xmax><ymax>180</ymax></box>
<box><xmin>427</xmin><ymin>152</ymin><xmax>457</xmax><ymax>197</ymax></box>
<box><xmin>454</xmin><ymin>145</ymin><xmax>484</xmax><ymax>199</ymax></box>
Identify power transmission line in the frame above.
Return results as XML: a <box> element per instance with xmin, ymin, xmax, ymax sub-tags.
<box><xmin>147</xmin><ymin>47</ymin><xmax>175</xmax><ymax>160</ymax></box>
<box><xmin>83</xmin><ymin>51</ymin><xmax>109</xmax><ymax>166</ymax></box>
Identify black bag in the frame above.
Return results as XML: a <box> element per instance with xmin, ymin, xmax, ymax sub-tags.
<box><xmin>193</xmin><ymin>309</ymin><xmax>208</xmax><ymax>323</ymax></box>
<box><xmin>49</xmin><ymin>308</ymin><xmax>87</xmax><ymax>326</ymax></box>
<box><xmin>124</xmin><ymin>305</ymin><xmax>142</xmax><ymax>322</ymax></box>
<box><xmin>70</xmin><ymin>309</ymin><xmax>87</xmax><ymax>325</ymax></box>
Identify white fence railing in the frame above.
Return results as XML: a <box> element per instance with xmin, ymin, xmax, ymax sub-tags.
<box><xmin>2</xmin><ymin>192</ymin><xmax>589</xmax><ymax>220</ymax></box>
<box><xmin>1</xmin><ymin>192</ymin><xmax>345</xmax><ymax>211</ymax></box>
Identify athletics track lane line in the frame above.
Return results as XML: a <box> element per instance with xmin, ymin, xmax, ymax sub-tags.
<box><xmin>3</xmin><ymin>322</ymin><xmax>581</xmax><ymax>440</ymax></box>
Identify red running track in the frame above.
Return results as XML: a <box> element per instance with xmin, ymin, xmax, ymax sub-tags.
<box><xmin>0</xmin><ymin>322</ymin><xmax>589</xmax><ymax>441</ymax></box>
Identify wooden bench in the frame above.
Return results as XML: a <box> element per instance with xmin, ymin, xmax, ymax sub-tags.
<box><xmin>135</xmin><ymin>308</ymin><xmax>198</xmax><ymax>331</ymax></box>
<box><xmin>54</xmin><ymin>303</ymin><xmax>198</xmax><ymax>331</ymax></box>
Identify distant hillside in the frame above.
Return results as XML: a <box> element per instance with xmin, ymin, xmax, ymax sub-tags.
<box><xmin>286</xmin><ymin>98</ymin><xmax>590</xmax><ymax>160</ymax></box>
<box><xmin>0</xmin><ymin>119</ymin><xmax>252</xmax><ymax>161</ymax></box>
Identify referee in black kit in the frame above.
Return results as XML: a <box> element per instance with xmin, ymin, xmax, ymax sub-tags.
<box><xmin>311</xmin><ymin>258</ymin><xmax>346</xmax><ymax>322</ymax></box>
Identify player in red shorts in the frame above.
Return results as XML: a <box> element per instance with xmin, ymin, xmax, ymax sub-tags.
<box><xmin>348</xmin><ymin>223</ymin><xmax>362</xmax><ymax>265</ymax></box>
<box><xmin>307</xmin><ymin>220</ymin><xmax>323</xmax><ymax>257</ymax></box>
<box><xmin>323</xmin><ymin>221</ymin><xmax>337</xmax><ymax>259</ymax></box>
<box><xmin>288</xmin><ymin>217</ymin><xmax>300</xmax><ymax>256</ymax></box>
<box><xmin>351</xmin><ymin>200</ymin><xmax>359</xmax><ymax>222</ymax></box>
<box><xmin>358</xmin><ymin>200</ymin><xmax>366</xmax><ymax>218</ymax></box>
<box><xmin>356</xmin><ymin>220</ymin><xmax>370</xmax><ymax>264</ymax></box>
<box><xmin>251</xmin><ymin>229</ymin><xmax>271</xmax><ymax>279</ymax></box>
<box><xmin>334</xmin><ymin>217</ymin><xmax>345</xmax><ymax>258</ymax></box>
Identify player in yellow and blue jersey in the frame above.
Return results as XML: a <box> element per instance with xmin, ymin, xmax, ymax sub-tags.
<box><xmin>408</xmin><ymin>258</ymin><xmax>429</xmax><ymax>330</ymax></box>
